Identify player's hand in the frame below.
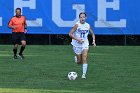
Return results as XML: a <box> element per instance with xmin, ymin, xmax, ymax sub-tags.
<box><xmin>12</xmin><ymin>26</ymin><xmax>17</xmax><ymax>30</ymax></box>
<box><xmin>24</xmin><ymin>29</ymin><xmax>28</xmax><ymax>33</ymax></box>
<box><xmin>92</xmin><ymin>40</ymin><xmax>96</xmax><ymax>47</ymax></box>
<box><xmin>93</xmin><ymin>42</ymin><xmax>96</xmax><ymax>47</ymax></box>
<box><xmin>77</xmin><ymin>39</ymin><xmax>84</xmax><ymax>44</ymax></box>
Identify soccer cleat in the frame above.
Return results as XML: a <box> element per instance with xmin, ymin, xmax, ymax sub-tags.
<box><xmin>74</xmin><ymin>56</ymin><xmax>77</xmax><ymax>63</ymax></box>
<box><xmin>82</xmin><ymin>74</ymin><xmax>86</xmax><ymax>79</ymax></box>
<box><xmin>18</xmin><ymin>54</ymin><xmax>24</xmax><ymax>60</ymax></box>
<box><xmin>13</xmin><ymin>55</ymin><xmax>18</xmax><ymax>59</ymax></box>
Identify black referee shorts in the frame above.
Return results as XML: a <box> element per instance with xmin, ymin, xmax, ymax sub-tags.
<box><xmin>12</xmin><ymin>32</ymin><xmax>26</xmax><ymax>45</ymax></box>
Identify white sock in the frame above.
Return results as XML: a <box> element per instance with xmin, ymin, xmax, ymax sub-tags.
<box><xmin>74</xmin><ymin>56</ymin><xmax>77</xmax><ymax>63</ymax></box>
<box><xmin>82</xmin><ymin>63</ymin><xmax>88</xmax><ymax>75</ymax></box>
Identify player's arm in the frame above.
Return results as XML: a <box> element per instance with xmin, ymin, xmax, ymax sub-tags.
<box><xmin>69</xmin><ymin>24</ymin><xmax>83</xmax><ymax>43</ymax></box>
<box><xmin>89</xmin><ymin>27</ymin><xmax>96</xmax><ymax>47</ymax></box>
<box><xmin>24</xmin><ymin>16</ymin><xmax>28</xmax><ymax>33</ymax></box>
<box><xmin>24</xmin><ymin>17</ymin><xmax>27</xmax><ymax>29</ymax></box>
<box><xmin>8</xmin><ymin>19</ymin><xmax>17</xmax><ymax>30</ymax></box>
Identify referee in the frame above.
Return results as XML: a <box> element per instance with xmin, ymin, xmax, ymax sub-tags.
<box><xmin>8</xmin><ymin>8</ymin><xmax>27</xmax><ymax>60</ymax></box>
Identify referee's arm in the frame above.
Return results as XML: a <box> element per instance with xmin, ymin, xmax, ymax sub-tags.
<box><xmin>8</xmin><ymin>20</ymin><xmax>16</xmax><ymax>29</ymax></box>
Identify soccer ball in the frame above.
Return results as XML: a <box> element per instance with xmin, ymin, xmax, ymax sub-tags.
<box><xmin>68</xmin><ymin>72</ymin><xmax>78</xmax><ymax>80</ymax></box>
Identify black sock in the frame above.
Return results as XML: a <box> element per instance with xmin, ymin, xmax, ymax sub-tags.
<box><xmin>13</xmin><ymin>48</ymin><xmax>17</xmax><ymax>55</ymax></box>
<box><xmin>19</xmin><ymin>46</ymin><xmax>25</xmax><ymax>55</ymax></box>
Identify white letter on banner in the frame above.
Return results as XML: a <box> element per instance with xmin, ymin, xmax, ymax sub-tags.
<box><xmin>0</xmin><ymin>17</ymin><xmax>2</xmax><ymax>26</ymax></box>
<box><xmin>95</xmin><ymin>0</ymin><xmax>126</xmax><ymax>28</ymax></box>
<box><xmin>52</xmin><ymin>0</ymin><xmax>85</xmax><ymax>27</ymax></box>
<box><xmin>14</xmin><ymin>0</ymin><xmax>42</xmax><ymax>27</ymax></box>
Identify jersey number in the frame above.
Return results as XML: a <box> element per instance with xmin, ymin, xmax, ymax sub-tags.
<box><xmin>80</xmin><ymin>32</ymin><xmax>85</xmax><ymax>38</ymax></box>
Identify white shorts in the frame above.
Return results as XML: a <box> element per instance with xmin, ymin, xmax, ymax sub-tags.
<box><xmin>73</xmin><ymin>46</ymin><xmax>89</xmax><ymax>55</ymax></box>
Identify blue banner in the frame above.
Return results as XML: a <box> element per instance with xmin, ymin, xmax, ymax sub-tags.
<box><xmin>0</xmin><ymin>0</ymin><xmax>139</xmax><ymax>35</ymax></box>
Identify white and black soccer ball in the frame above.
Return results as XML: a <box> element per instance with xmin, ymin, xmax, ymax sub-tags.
<box><xmin>68</xmin><ymin>72</ymin><xmax>78</xmax><ymax>80</ymax></box>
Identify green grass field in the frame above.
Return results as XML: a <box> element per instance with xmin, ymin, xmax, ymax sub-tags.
<box><xmin>0</xmin><ymin>45</ymin><xmax>139</xmax><ymax>93</ymax></box>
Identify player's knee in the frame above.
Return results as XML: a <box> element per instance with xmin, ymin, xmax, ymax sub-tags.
<box><xmin>23</xmin><ymin>44</ymin><xmax>26</xmax><ymax>46</ymax></box>
<box><xmin>22</xmin><ymin>44</ymin><xmax>26</xmax><ymax>47</ymax></box>
<box><xmin>83</xmin><ymin>54</ymin><xmax>87</xmax><ymax>59</ymax></box>
<box><xmin>21</xmin><ymin>42</ymin><xmax>26</xmax><ymax>46</ymax></box>
<box><xmin>14</xmin><ymin>44</ymin><xmax>18</xmax><ymax>48</ymax></box>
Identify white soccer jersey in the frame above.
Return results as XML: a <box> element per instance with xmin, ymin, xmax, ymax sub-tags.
<box><xmin>71</xmin><ymin>21</ymin><xmax>90</xmax><ymax>47</ymax></box>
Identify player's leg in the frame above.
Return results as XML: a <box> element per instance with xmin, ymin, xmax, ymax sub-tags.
<box><xmin>75</xmin><ymin>54</ymin><xmax>82</xmax><ymax>64</ymax></box>
<box><xmin>73</xmin><ymin>46</ymin><xmax>82</xmax><ymax>64</ymax></box>
<box><xmin>18</xmin><ymin>33</ymin><xmax>26</xmax><ymax>59</ymax></box>
<box><xmin>82</xmin><ymin>48</ymin><xmax>89</xmax><ymax>79</ymax></box>
<box><xmin>12</xmin><ymin>33</ymin><xmax>19</xmax><ymax>59</ymax></box>
<box><xmin>13</xmin><ymin>44</ymin><xmax>18</xmax><ymax>59</ymax></box>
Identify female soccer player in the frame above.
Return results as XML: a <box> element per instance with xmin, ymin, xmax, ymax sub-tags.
<box><xmin>69</xmin><ymin>12</ymin><xmax>96</xmax><ymax>79</ymax></box>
